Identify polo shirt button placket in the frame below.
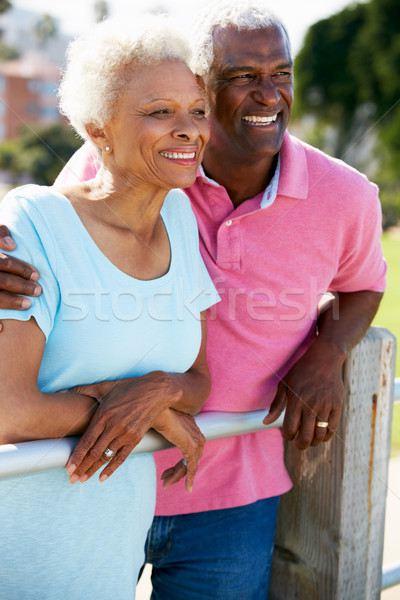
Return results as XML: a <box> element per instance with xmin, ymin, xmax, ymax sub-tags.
<box><xmin>216</xmin><ymin>218</ymin><xmax>241</xmax><ymax>270</ymax></box>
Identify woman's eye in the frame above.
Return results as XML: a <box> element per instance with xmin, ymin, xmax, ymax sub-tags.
<box><xmin>151</xmin><ymin>109</ymin><xmax>169</xmax><ymax>116</ymax></box>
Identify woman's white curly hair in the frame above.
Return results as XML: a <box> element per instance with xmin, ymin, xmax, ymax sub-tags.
<box><xmin>190</xmin><ymin>0</ymin><xmax>291</xmax><ymax>78</ymax></box>
<box><xmin>58</xmin><ymin>15</ymin><xmax>192</xmax><ymax>140</ymax></box>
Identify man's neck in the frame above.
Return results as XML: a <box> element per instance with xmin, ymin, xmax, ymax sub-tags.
<box><xmin>202</xmin><ymin>145</ymin><xmax>278</xmax><ymax>207</ymax></box>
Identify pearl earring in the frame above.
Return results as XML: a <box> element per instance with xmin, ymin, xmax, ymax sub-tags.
<box><xmin>105</xmin><ymin>145</ymin><xmax>111</xmax><ymax>152</ymax></box>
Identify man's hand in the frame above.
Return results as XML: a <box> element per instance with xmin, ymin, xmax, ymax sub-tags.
<box><xmin>264</xmin><ymin>290</ymin><xmax>383</xmax><ymax>450</ymax></box>
<box><xmin>154</xmin><ymin>409</ymin><xmax>206</xmax><ymax>493</ymax></box>
<box><xmin>264</xmin><ymin>338</ymin><xmax>345</xmax><ymax>449</ymax></box>
<box><xmin>0</xmin><ymin>225</ymin><xmax>41</xmax><ymax>310</ymax></box>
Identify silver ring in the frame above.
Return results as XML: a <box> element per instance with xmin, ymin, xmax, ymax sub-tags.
<box><xmin>316</xmin><ymin>421</ymin><xmax>329</xmax><ymax>428</ymax></box>
<box><xmin>104</xmin><ymin>448</ymin><xmax>116</xmax><ymax>460</ymax></box>
<box><xmin>182</xmin><ymin>458</ymin><xmax>187</xmax><ymax>466</ymax></box>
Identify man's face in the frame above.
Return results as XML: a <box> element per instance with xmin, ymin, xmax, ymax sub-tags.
<box><xmin>205</xmin><ymin>25</ymin><xmax>293</xmax><ymax>161</ymax></box>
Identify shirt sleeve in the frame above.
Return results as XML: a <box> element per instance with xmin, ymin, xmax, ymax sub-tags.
<box><xmin>0</xmin><ymin>190</ymin><xmax>60</xmax><ymax>340</ymax></box>
<box><xmin>55</xmin><ymin>141</ymin><xmax>101</xmax><ymax>185</ymax></box>
<box><xmin>329</xmin><ymin>185</ymin><xmax>387</xmax><ymax>293</ymax></box>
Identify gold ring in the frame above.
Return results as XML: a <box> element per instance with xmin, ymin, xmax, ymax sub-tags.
<box><xmin>316</xmin><ymin>421</ymin><xmax>329</xmax><ymax>428</ymax></box>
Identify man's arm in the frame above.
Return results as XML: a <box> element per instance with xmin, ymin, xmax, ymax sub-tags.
<box><xmin>264</xmin><ymin>290</ymin><xmax>383</xmax><ymax>449</ymax></box>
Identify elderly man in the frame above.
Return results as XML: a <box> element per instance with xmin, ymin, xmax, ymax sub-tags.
<box><xmin>0</xmin><ymin>2</ymin><xmax>386</xmax><ymax>598</ymax></box>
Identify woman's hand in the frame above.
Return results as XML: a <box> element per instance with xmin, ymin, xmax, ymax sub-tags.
<box><xmin>67</xmin><ymin>402</ymin><xmax>205</xmax><ymax>492</ymax></box>
<box><xmin>66</xmin><ymin>372</ymin><xmax>190</xmax><ymax>483</ymax></box>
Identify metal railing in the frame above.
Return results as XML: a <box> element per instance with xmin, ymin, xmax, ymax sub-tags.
<box><xmin>395</xmin><ymin>377</ymin><xmax>400</xmax><ymax>402</ymax></box>
<box><xmin>382</xmin><ymin>562</ymin><xmax>400</xmax><ymax>591</ymax></box>
<box><xmin>0</xmin><ymin>409</ymin><xmax>284</xmax><ymax>479</ymax></box>
<box><xmin>0</xmin><ymin>377</ymin><xmax>399</xmax><ymax>591</ymax></box>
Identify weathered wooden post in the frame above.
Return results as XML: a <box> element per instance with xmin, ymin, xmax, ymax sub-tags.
<box><xmin>269</xmin><ymin>327</ymin><xmax>396</xmax><ymax>600</ymax></box>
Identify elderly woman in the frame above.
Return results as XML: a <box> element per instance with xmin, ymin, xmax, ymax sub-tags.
<box><xmin>0</xmin><ymin>16</ymin><xmax>218</xmax><ymax>600</ymax></box>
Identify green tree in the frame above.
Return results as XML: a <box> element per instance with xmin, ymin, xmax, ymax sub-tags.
<box><xmin>0</xmin><ymin>124</ymin><xmax>82</xmax><ymax>185</ymax></box>
<box><xmin>294</xmin><ymin>3</ymin><xmax>368</xmax><ymax>156</ymax></box>
<box><xmin>94</xmin><ymin>0</ymin><xmax>109</xmax><ymax>22</ymax></box>
<box><xmin>0</xmin><ymin>42</ymin><xmax>19</xmax><ymax>61</ymax></box>
<box><xmin>351</xmin><ymin>0</ymin><xmax>400</xmax><ymax>180</ymax></box>
<box><xmin>294</xmin><ymin>0</ymin><xmax>400</xmax><ymax>225</ymax></box>
<box><xmin>34</xmin><ymin>14</ymin><xmax>58</xmax><ymax>47</ymax></box>
<box><xmin>0</xmin><ymin>0</ymin><xmax>11</xmax><ymax>14</ymax></box>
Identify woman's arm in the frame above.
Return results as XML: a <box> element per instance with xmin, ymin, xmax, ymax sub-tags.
<box><xmin>0</xmin><ymin>317</ymin><xmax>206</xmax><ymax>491</ymax></box>
<box><xmin>0</xmin><ymin>317</ymin><xmax>98</xmax><ymax>445</ymax></box>
<box><xmin>66</xmin><ymin>316</ymin><xmax>210</xmax><ymax>484</ymax></box>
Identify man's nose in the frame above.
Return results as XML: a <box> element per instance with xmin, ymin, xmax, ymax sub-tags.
<box><xmin>251</xmin><ymin>76</ymin><xmax>280</xmax><ymax>105</ymax></box>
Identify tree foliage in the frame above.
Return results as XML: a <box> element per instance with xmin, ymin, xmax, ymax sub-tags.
<box><xmin>294</xmin><ymin>3</ymin><xmax>367</xmax><ymax>122</ymax></box>
<box><xmin>34</xmin><ymin>14</ymin><xmax>58</xmax><ymax>46</ymax></box>
<box><xmin>0</xmin><ymin>0</ymin><xmax>11</xmax><ymax>15</ymax></box>
<box><xmin>294</xmin><ymin>0</ymin><xmax>400</xmax><ymax>225</ymax></box>
<box><xmin>0</xmin><ymin>42</ymin><xmax>19</xmax><ymax>61</ymax></box>
<box><xmin>93</xmin><ymin>1</ymin><xmax>109</xmax><ymax>23</ymax></box>
<box><xmin>0</xmin><ymin>124</ymin><xmax>82</xmax><ymax>185</ymax></box>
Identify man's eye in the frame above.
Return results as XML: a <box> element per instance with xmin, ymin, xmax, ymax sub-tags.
<box><xmin>193</xmin><ymin>109</ymin><xmax>206</xmax><ymax>117</ymax></box>
<box><xmin>231</xmin><ymin>74</ymin><xmax>253</xmax><ymax>80</ymax></box>
<box><xmin>274</xmin><ymin>72</ymin><xmax>293</xmax><ymax>81</ymax></box>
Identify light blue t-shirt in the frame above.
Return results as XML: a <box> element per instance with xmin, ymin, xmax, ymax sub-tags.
<box><xmin>0</xmin><ymin>184</ymin><xmax>219</xmax><ymax>599</ymax></box>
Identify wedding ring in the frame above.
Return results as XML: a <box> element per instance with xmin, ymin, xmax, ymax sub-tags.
<box><xmin>316</xmin><ymin>421</ymin><xmax>329</xmax><ymax>428</ymax></box>
<box><xmin>182</xmin><ymin>458</ymin><xmax>187</xmax><ymax>466</ymax></box>
<box><xmin>104</xmin><ymin>448</ymin><xmax>116</xmax><ymax>460</ymax></box>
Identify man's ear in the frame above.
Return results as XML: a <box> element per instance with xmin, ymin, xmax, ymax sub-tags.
<box><xmin>85</xmin><ymin>123</ymin><xmax>109</xmax><ymax>152</ymax></box>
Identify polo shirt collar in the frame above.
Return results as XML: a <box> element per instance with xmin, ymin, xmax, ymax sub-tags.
<box><xmin>198</xmin><ymin>156</ymin><xmax>281</xmax><ymax>209</ymax></box>
<box><xmin>197</xmin><ymin>131</ymin><xmax>308</xmax><ymax>205</ymax></box>
<box><xmin>277</xmin><ymin>131</ymin><xmax>308</xmax><ymax>200</ymax></box>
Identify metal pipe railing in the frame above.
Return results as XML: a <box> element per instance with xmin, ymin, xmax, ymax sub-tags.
<box><xmin>2</xmin><ymin>376</ymin><xmax>399</xmax><ymax>480</ymax></box>
<box><xmin>382</xmin><ymin>561</ymin><xmax>400</xmax><ymax>590</ymax></box>
<box><xmin>0</xmin><ymin>409</ymin><xmax>284</xmax><ymax>480</ymax></box>
<box><xmin>395</xmin><ymin>377</ymin><xmax>400</xmax><ymax>402</ymax></box>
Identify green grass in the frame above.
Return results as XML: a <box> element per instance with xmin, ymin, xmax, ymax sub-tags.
<box><xmin>373</xmin><ymin>233</ymin><xmax>400</xmax><ymax>375</ymax></box>
<box><xmin>373</xmin><ymin>232</ymin><xmax>400</xmax><ymax>455</ymax></box>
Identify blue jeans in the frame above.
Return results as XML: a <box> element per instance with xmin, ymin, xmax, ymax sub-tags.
<box><xmin>143</xmin><ymin>496</ymin><xmax>279</xmax><ymax>600</ymax></box>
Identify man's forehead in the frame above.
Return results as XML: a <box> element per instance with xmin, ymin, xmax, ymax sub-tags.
<box><xmin>211</xmin><ymin>25</ymin><xmax>291</xmax><ymax>68</ymax></box>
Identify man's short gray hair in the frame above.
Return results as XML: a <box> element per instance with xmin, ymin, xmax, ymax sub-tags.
<box><xmin>191</xmin><ymin>0</ymin><xmax>291</xmax><ymax>77</ymax></box>
<box><xmin>58</xmin><ymin>16</ymin><xmax>192</xmax><ymax>140</ymax></box>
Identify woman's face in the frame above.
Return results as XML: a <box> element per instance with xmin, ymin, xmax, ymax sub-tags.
<box><xmin>105</xmin><ymin>59</ymin><xmax>210</xmax><ymax>192</ymax></box>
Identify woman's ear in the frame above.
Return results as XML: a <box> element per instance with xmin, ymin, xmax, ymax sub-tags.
<box><xmin>85</xmin><ymin>123</ymin><xmax>110</xmax><ymax>153</ymax></box>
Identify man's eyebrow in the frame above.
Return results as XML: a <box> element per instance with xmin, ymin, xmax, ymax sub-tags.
<box><xmin>276</xmin><ymin>61</ymin><xmax>294</xmax><ymax>69</ymax></box>
<box><xmin>222</xmin><ymin>60</ymin><xmax>294</xmax><ymax>75</ymax></box>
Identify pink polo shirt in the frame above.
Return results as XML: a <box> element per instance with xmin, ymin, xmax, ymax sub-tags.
<box><xmin>56</xmin><ymin>132</ymin><xmax>387</xmax><ymax>515</ymax></box>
